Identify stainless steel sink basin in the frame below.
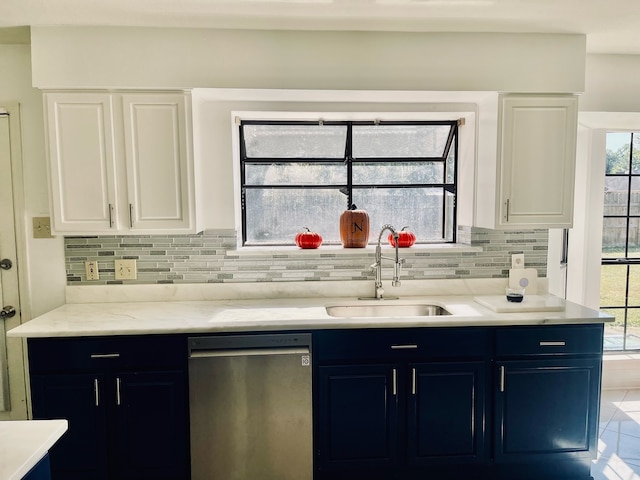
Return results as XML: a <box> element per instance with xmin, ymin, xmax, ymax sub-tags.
<box><xmin>325</xmin><ymin>304</ymin><xmax>450</xmax><ymax>318</ymax></box>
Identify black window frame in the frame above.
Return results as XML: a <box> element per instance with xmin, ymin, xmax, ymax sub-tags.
<box><xmin>239</xmin><ymin>119</ymin><xmax>459</xmax><ymax>246</ymax></box>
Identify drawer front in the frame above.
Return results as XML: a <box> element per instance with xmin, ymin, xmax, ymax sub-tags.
<box><xmin>495</xmin><ymin>325</ymin><xmax>603</xmax><ymax>357</ymax></box>
<box><xmin>28</xmin><ymin>335</ymin><xmax>186</xmax><ymax>373</ymax></box>
<box><xmin>315</xmin><ymin>327</ymin><xmax>491</xmax><ymax>363</ymax></box>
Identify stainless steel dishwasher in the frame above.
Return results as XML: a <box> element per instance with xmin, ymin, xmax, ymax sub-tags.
<box><xmin>188</xmin><ymin>333</ymin><xmax>312</xmax><ymax>480</ymax></box>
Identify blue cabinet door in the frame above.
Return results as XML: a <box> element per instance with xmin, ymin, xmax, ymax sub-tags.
<box><xmin>494</xmin><ymin>358</ymin><xmax>601</xmax><ymax>462</ymax></box>
<box><xmin>30</xmin><ymin>373</ymin><xmax>109</xmax><ymax>480</ymax></box>
<box><xmin>316</xmin><ymin>364</ymin><xmax>399</xmax><ymax>472</ymax></box>
<box><xmin>407</xmin><ymin>361</ymin><xmax>487</xmax><ymax>466</ymax></box>
<box><xmin>114</xmin><ymin>370</ymin><xmax>189</xmax><ymax>480</ymax></box>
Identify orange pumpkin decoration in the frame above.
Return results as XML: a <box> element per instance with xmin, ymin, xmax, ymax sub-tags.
<box><xmin>340</xmin><ymin>205</ymin><xmax>370</xmax><ymax>248</ymax></box>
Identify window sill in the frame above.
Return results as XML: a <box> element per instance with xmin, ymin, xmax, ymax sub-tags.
<box><xmin>230</xmin><ymin>243</ymin><xmax>482</xmax><ymax>257</ymax></box>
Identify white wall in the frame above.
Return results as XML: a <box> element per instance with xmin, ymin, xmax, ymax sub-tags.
<box><xmin>0</xmin><ymin>45</ymin><xmax>66</xmax><ymax>318</ymax></box>
<box><xmin>30</xmin><ymin>27</ymin><xmax>586</xmax><ymax>93</ymax></box>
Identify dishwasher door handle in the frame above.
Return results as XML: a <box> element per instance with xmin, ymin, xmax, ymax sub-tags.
<box><xmin>190</xmin><ymin>347</ymin><xmax>309</xmax><ymax>359</ymax></box>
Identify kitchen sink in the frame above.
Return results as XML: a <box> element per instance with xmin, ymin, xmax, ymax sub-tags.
<box><xmin>325</xmin><ymin>304</ymin><xmax>451</xmax><ymax>318</ymax></box>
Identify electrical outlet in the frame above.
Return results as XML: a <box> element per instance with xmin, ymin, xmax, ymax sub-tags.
<box><xmin>511</xmin><ymin>254</ymin><xmax>525</xmax><ymax>269</ymax></box>
<box><xmin>115</xmin><ymin>259</ymin><xmax>137</xmax><ymax>280</ymax></box>
<box><xmin>85</xmin><ymin>261</ymin><xmax>99</xmax><ymax>280</ymax></box>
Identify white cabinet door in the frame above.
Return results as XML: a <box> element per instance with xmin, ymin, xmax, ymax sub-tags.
<box><xmin>122</xmin><ymin>94</ymin><xmax>194</xmax><ymax>232</ymax></box>
<box><xmin>497</xmin><ymin>95</ymin><xmax>578</xmax><ymax>228</ymax></box>
<box><xmin>45</xmin><ymin>93</ymin><xmax>117</xmax><ymax>233</ymax></box>
<box><xmin>45</xmin><ymin>91</ymin><xmax>195</xmax><ymax>235</ymax></box>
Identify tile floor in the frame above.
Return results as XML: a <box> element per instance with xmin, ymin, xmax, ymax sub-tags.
<box><xmin>593</xmin><ymin>389</ymin><xmax>640</xmax><ymax>479</ymax></box>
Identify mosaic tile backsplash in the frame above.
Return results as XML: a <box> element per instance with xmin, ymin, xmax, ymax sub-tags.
<box><xmin>65</xmin><ymin>226</ymin><xmax>548</xmax><ymax>285</ymax></box>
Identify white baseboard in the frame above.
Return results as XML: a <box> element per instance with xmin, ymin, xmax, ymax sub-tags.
<box><xmin>602</xmin><ymin>354</ymin><xmax>640</xmax><ymax>389</ymax></box>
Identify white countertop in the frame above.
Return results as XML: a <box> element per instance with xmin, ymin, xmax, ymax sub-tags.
<box><xmin>8</xmin><ymin>293</ymin><xmax>612</xmax><ymax>338</ymax></box>
<box><xmin>0</xmin><ymin>420</ymin><xmax>68</xmax><ymax>480</ymax></box>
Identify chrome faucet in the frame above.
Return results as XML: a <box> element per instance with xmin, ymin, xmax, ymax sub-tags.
<box><xmin>365</xmin><ymin>224</ymin><xmax>405</xmax><ymax>300</ymax></box>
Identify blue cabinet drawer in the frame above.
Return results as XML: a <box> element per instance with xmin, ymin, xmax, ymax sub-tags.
<box><xmin>28</xmin><ymin>335</ymin><xmax>186</xmax><ymax>373</ymax></box>
<box><xmin>495</xmin><ymin>325</ymin><xmax>603</xmax><ymax>357</ymax></box>
<box><xmin>315</xmin><ymin>327</ymin><xmax>491</xmax><ymax>362</ymax></box>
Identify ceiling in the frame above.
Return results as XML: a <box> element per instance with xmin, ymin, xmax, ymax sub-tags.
<box><xmin>1</xmin><ymin>0</ymin><xmax>640</xmax><ymax>55</ymax></box>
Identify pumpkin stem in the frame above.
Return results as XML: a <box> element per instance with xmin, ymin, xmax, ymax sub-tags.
<box><xmin>302</xmin><ymin>227</ymin><xmax>311</xmax><ymax>232</ymax></box>
<box><xmin>401</xmin><ymin>226</ymin><xmax>410</xmax><ymax>231</ymax></box>
<box><xmin>349</xmin><ymin>204</ymin><xmax>357</xmax><ymax>210</ymax></box>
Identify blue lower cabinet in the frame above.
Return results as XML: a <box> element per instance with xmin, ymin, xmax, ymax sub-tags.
<box><xmin>23</xmin><ymin>454</ymin><xmax>52</xmax><ymax>480</ymax></box>
<box><xmin>407</xmin><ymin>361</ymin><xmax>487</xmax><ymax>466</ymax></box>
<box><xmin>314</xmin><ymin>326</ymin><xmax>603</xmax><ymax>480</ymax></box>
<box><xmin>493</xmin><ymin>358</ymin><xmax>601</xmax><ymax>479</ymax></box>
<box><xmin>27</xmin><ymin>335</ymin><xmax>190</xmax><ymax>480</ymax></box>
<box><xmin>317</xmin><ymin>364</ymin><xmax>399</xmax><ymax>470</ymax></box>
<box><xmin>314</xmin><ymin>328</ymin><xmax>491</xmax><ymax>480</ymax></box>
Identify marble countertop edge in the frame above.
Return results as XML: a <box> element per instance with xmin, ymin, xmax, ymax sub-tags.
<box><xmin>8</xmin><ymin>294</ymin><xmax>612</xmax><ymax>338</ymax></box>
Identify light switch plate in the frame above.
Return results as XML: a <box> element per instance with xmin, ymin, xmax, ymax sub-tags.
<box><xmin>33</xmin><ymin>217</ymin><xmax>53</xmax><ymax>238</ymax></box>
<box><xmin>115</xmin><ymin>259</ymin><xmax>137</xmax><ymax>280</ymax></box>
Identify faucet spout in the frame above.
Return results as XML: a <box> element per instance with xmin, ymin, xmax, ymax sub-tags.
<box><xmin>368</xmin><ymin>224</ymin><xmax>404</xmax><ymax>300</ymax></box>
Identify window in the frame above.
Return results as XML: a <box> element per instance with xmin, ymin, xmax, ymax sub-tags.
<box><xmin>601</xmin><ymin>131</ymin><xmax>640</xmax><ymax>351</ymax></box>
<box><xmin>239</xmin><ymin>120</ymin><xmax>458</xmax><ymax>246</ymax></box>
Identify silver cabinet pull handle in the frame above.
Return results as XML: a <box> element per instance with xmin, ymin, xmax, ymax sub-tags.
<box><xmin>505</xmin><ymin>199</ymin><xmax>510</xmax><ymax>222</ymax></box>
<box><xmin>108</xmin><ymin>203</ymin><xmax>113</xmax><ymax>228</ymax></box>
<box><xmin>500</xmin><ymin>366</ymin><xmax>505</xmax><ymax>392</ymax></box>
<box><xmin>94</xmin><ymin>378</ymin><xmax>100</xmax><ymax>406</ymax></box>
<box><xmin>116</xmin><ymin>377</ymin><xmax>122</xmax><ymax>406</ymax></box>
<box><xmin>411</xmin><ymin>368</ymin><xmax>416</xmax><ymax>395</ymax></box>
<box><xmin>90</xmin><ymin>353</ymin><xmax>120</xmax><ymax>359</ymax></box>
<box><xmin>392</xmin><ymin>368</ymin><xmax>397</xmax><ymax>396</ymax></box>
<box><xmin>391</xmin><ymin>344</ymin><xmax>418</xmax><ymax>350</ymax></box>
<box><xmin>539</xmin><ymin>341</ymin><xmax>566</xmax><ymax>346</ymax></box>
<box><xmin>129</xmin><ymin>204</ymin><xmax>134</xmax><ymax>228</ymax></box>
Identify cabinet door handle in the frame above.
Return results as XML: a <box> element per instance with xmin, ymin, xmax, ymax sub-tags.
<box><xmin>505</xmin><ymin>199</ymin><xmax>510</xmax><ymax>222</ymax></box>
<box><xmin>129</xmin><ymin>204</ymin><xmax>134</xmax><ymax>228</ymax></box>
<box><xmin>90</xmin><ymin>353</ymin><xmax>120</xmax><ymax>359</ymax></box>
<box><xmin>391</xmin><ymin>344</ymin><xmax>418</xmax><ymax>350</ymax></box>
<box><xmin>500</xmin><ymin>366</ymin><xmax>505</xmax><ymax>392</ymax></box>
<box><xmin>94</xmin><ymin>378</ymin><xmax>100</xmax><ymax>407</ymax></box>
<box><xmin>539</xmin><ymin>341</ymin><xmax>566</xmax><ymax>346</ymax></box>
<box><xmin>392</xmin><ymin>368</ymin><xmax>397</xmax><ymax>396</ymax></box>
<box><xmin>108</xmin><ymin>203</ymin><xmax>114</xmax><ymax>228</ymax></box>
<box><xmin>411</xmin><ymin>367</ymin><xmax>416</xmax><ymax>395</ymax></box>
<box><xmin>116</xmin><ymin>377</ymin><xmax>122</xmax><ymax>406</ymax></box>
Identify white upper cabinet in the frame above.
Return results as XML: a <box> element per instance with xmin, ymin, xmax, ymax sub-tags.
<box><xmin>475</xmin><ymin>94</ymin><xmax>579</xmax><ymax>229</ymax></box>
<box><xmin>45</xmin><ymin>91</ymin><xmax>196</xmax><ymax>235</ymax></box>
<box><xmin>45</xmin><ymin>93</ymin><xmax>117</xmax><ymax>232</ymax></box>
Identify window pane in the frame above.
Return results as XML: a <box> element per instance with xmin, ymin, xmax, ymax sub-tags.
<box><xmin>445</xmin><ymin>191</ymin><xmax>455</xmax><ymax>242</ymax></box>
<box><xmin>243</xmin><ymin>124</ymin><xmax>347</xmax><ymax>158</ymax></box>
<box><xmin>630</xmin><ymin>177</ymin><xmax>640</xmax><ymax>215</ymax></box>
<box><xmin>352</xmin><ymin>162</ymin><xmax>444</xmax><ymax>185</ymax></box>
<box><xmin>244</xmin><ymin>188</ymin><xmax>345</xmax><ymax>244</ymax></box>
<box><xmin>353</xmin><ymin>188</ymin><xmax>448</xmax><ymax>242</ymax></box>
<box><xmin>606</xmin><ymin>132</ymin><xmax>631</xmax><ymax>174</ymax></box>
<box><xmin>604</xmin><ymin>177</ymin><xmax>629</xmax><ymax>216</ymax></box>
<box><xmin>602</xmin><ymin>217</ymin><xmax>628</xmax><ymax>254</ymax></box>
<box><xmin>633</xmin><ymin>133</ymin><xmax>640</xmax><ymax>173</ymax></box>
<box><xmin>245</xmin><ymin>164</ymin><xmax>347</xmax><ymax>186</ymax></box>
<box><xmin>628</xmin><ymin>218</ymin><xmax>640</xmax><ymax>258</ymax></box>
<box><xmin>627</xmin><ymin>265</ymin><xmax>640</xmax><ymax>305</ymax></box>
<box><xmin>352</xmin><ymin>125</ymin><xmax>451</xmax><ymax>159</ymax></box>
<box><xmin>446</xmin><ymin>144</ymin><xmax>456</xmax><ymax>184</ymax></box>
<box><xmin>602</xmin><ymin>308</ymin><xmax>626</xmax><ymax>351</ymax></box>
<box><xmin>600</xmin><ymin>264</ymin><xmax>627</xmax><ymax>307</ymax></box>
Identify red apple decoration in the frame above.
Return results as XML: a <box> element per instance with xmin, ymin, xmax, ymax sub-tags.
<box><xmin>295</xmin><ymin>227</ymin><xmax>323</xmax><ymax>249</ymax></box>
<box><xmin>388</xmin><ymin>226</ymin><xmax>416</xmax><ymax>248</ymax></box>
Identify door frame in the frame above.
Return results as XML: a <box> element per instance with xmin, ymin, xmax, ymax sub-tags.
<box><xmin>0</xmin><ymin>102</ymin><xmax>31</xmax><ymax>419</ymax></box>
